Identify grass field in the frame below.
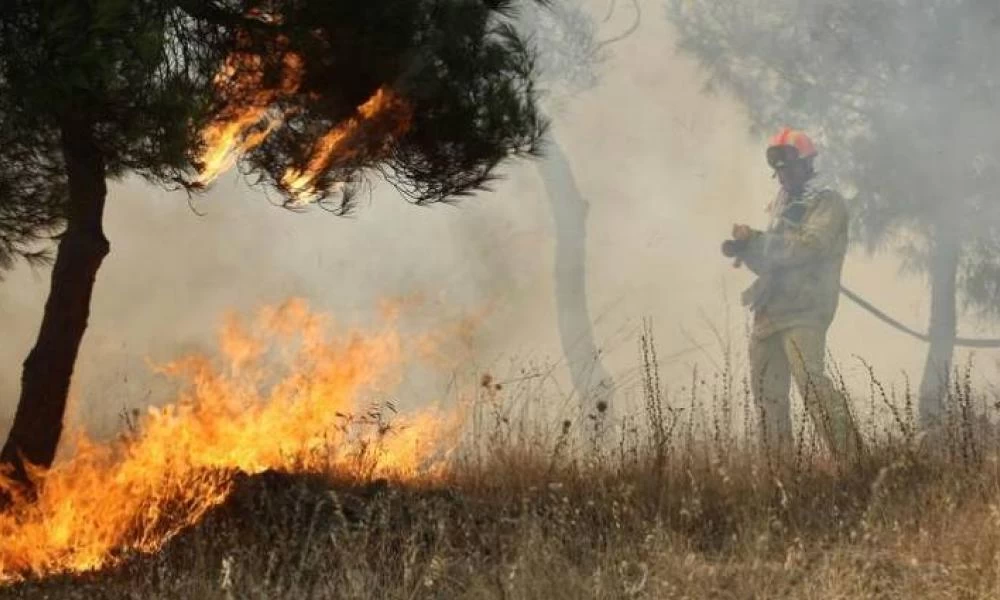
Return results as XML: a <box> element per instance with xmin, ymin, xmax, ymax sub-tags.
<box><xmin>2</xmin><ymin>328</ymin><xmax>999</xmax><ymax>599</ymax></box>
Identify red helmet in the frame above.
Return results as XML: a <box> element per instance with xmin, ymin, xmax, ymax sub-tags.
<box><xmin>766</xmin><ymin>127</ymin><xmax>817</xmax><ymax>168</ymax></box>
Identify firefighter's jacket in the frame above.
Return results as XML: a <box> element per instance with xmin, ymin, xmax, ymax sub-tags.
<box><xmin>739</xmin><ymin>182</ymin><xmax>849</xmax><ymax>340</ymax></box>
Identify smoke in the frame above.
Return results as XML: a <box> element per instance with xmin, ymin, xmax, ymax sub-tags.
<box><xmin>2</xmin><ymin>1</ymin><xmax>998</xmax><ymax>441</ymax></box>
<box><xmin>663</xmin><ymin>0</ymin><xmax>1000</xmax><ymax>417</ymax></box>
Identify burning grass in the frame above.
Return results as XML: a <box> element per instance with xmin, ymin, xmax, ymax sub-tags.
<box><xmin>2</xmin><ymin>309</ymin><xmax>1000</xmax><ymax>598</ymax></box>
<box><xmin>0</xmin><ymin>299</ymin><xmax>456</xmax><ymax>582</ymax></box>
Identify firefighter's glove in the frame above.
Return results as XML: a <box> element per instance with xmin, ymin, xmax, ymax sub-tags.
<box><xmin>721</xmin><ymin>239</ymin><xmax>748</xmax><ymax>258</ymax></box>
<box><xmin>731</xmin><ymin>224</ymin><xmax>755</xmax><ymax>241</ymax></box>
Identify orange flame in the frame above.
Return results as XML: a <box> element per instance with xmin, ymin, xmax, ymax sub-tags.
<box><xmin>280</xmin><ymin>87</ymin><xmax>413</xmax><ymax>202</ymax></box>
<box><xmin>195</xmin><ymin>36</ymin><xmax>412</xmax><ymax>198</ymax></box>
<box><xmin>0</xmin><ymin>300</ymin><xmax>458</xmax><ymax>582</ymax></box>
<box><xmin>196</xmin><ymin>49</ymin><xmax>304</xmax><ymax>184</ymax></box>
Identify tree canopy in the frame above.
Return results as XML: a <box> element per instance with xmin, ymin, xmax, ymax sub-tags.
<box><xmin>0</xmin><ymin>131</ymin><xmax>65</xmax><ymax>271</ymax></box>
<box><xmin>0</xmin><ymin>0</ymin><xmax>549</xmax><ymax>251</ymax></box>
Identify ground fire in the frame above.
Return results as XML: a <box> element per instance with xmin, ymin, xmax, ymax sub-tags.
<box><xmin>0</xmin><ymin>300</ymin><xmax>455</xmax><ymax>582</ymax></box>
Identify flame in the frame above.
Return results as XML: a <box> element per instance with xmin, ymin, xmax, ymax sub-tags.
<box><xmin>280</xmin><ymin>87</ymin><xmax>412</xmax><ymax>202</ymax></box>
<box><xmin>195</xmin><ymin>33</ymin><xmax>412</xmax><ymax>197</ymax></box>
<box><xmin>196</xmin><ymin>49</ymin><xmax>304</xmax><ymax>184</ymax></box>
<box><xmin>0</xmin><ymin>299</ymin><xmax>458</xmax><ymax>582</ymax></box>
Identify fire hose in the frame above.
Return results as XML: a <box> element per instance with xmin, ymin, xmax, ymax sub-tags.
<box><xmin>839</xmin><ymin>285</ymin><xmax>1000</xmax><ymax>349</ymax></box>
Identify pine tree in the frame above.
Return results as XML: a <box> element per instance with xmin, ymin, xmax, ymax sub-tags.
<box><xmin>517</xmin><ymin>0</ymin><xmax>639</xmax><ymax>415</ymax></box>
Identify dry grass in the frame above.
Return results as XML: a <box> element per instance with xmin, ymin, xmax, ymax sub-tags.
<box><xmin>3</xmin><ymin>332</ymin><xmax>1000</xmax><ymax>599</ymax></box>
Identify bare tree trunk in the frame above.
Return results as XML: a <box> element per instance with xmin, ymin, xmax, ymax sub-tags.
<box><xmin>1</xmin><ymin>118</ymin><xmax>109</xmax><ymax>491</ymax></box>
<box><xmin>918</xmin><ymin>226</ymin><xmax>960</xmax><ymax>428</ymax></box>
<box><xmin>537</xmin><ymin>132</ymin><xmax>614</xmax><ymax>414</ymax></box>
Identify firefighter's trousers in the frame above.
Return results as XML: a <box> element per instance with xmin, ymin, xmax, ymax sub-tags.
<box><xmin>749</xmin><ymin>326</ymin><xmax>864</xmax><ymax>462</ymax></box>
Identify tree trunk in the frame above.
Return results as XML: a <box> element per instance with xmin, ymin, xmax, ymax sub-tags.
<box><xmin>917</xmin><ymin>226</ymin><xmax>960</xmax><ymax>428</ymax></box>
<box><xmin>537</xmin><ymin>132</ymin><xmax>615</xmax><ymax>415</ymax></box>
<box><xmin>1</xmin><ymin>119</ymin><xmax>109</xmax><ymax>490</ymax></box>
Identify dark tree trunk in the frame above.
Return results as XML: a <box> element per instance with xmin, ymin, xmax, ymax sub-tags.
<box><xmin>1</xmin><ymin>119</ymin><xmax>109</xmax><ymax>490</ymax></box>
<box><xmin>917</xmin><ymin>226</ymin><xmax>960</xmax><ymax>428</ymax></box>
<box><xmin>537</xmin><ymin>132</ymin><xmax>614</xmax><ymax>414</ymax></box>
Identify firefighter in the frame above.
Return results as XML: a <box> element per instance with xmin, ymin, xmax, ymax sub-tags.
<box><xmin>722</xmin><ymin>127</ymin><xmax>864</xmax><ymax>462</ymax></box>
